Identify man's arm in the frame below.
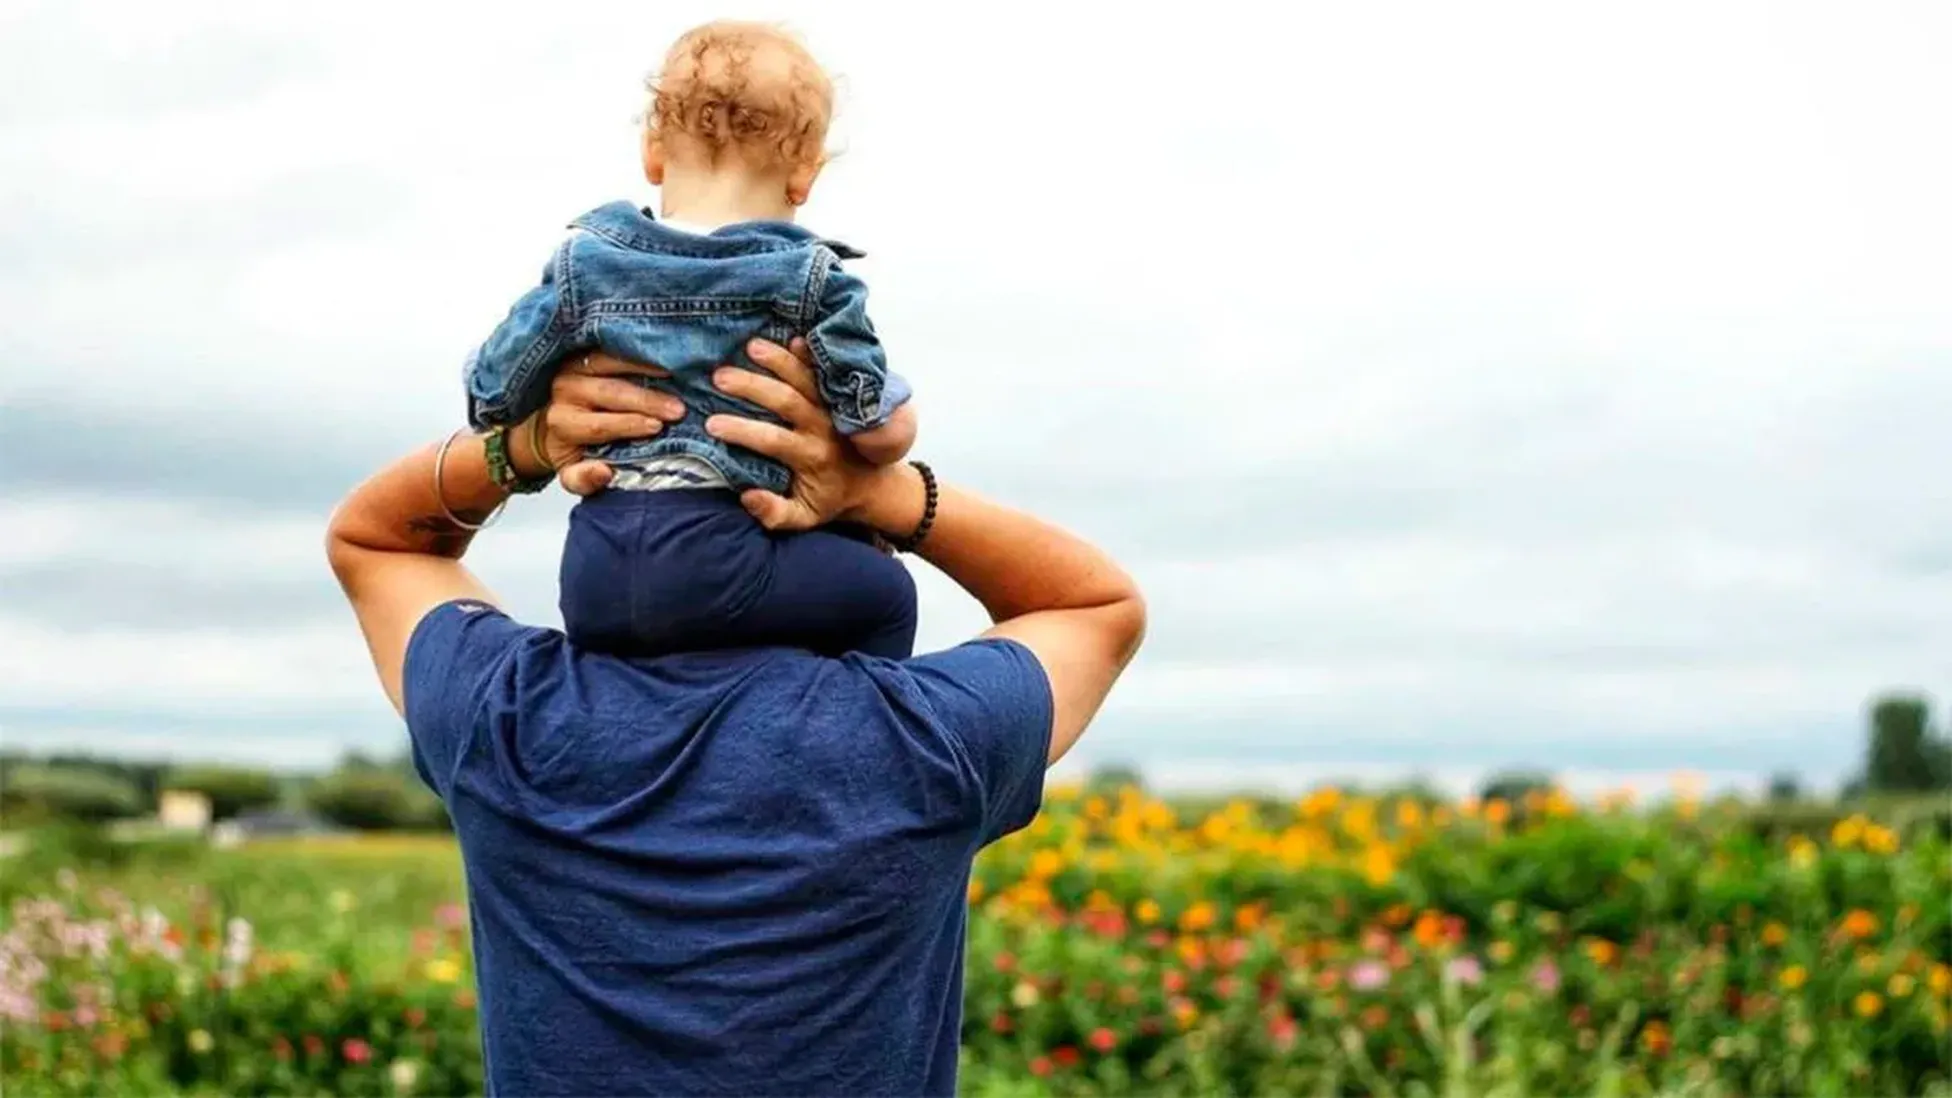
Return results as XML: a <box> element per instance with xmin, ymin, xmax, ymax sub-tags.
<box><xmin>855</xmin><ymin>473</ymin><xmax>1145</xmax><ymax>765</ymax></box>
<box><xmin>707</xmin><ymin>341</ymin><xmax>1145</xmax><ymax>766</ymax></box>
<box><xmin>326</xmin><ymin>368</ymin><xmax>682</xmax><ymax>715</ymax></box>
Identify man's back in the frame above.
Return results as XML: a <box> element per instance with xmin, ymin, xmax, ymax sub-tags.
<box><xmin>403</xmin><ymin>600</ymin><xmax>1050</xmax><ymax>1096</ymax></box>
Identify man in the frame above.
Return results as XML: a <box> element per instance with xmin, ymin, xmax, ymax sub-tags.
<box><xmin>326</xmin><ymin>339</ymin><xmax>1145</xmax><ymax>1095</ymax></box>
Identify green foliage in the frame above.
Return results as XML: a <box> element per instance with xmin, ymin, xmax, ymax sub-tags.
<box><xmin>306</xmin><ymin>770</ymin><xmax>447</xmax><ymax>832</ymax></box>
<box><xmin>1766</xmin><ymin>772</ymin><xmax>1802</xmax><ymax>801</ymax></box>
<box><xmin>1477</xmin><ymin>770</ymin><xmax>1554</xmax><ymax>808</ymax></box>
<box><xmin>164</xmin><ymin>766</ymin><xmax>282</xmax><ymax>821</ymax></box>
<box><xmin>1</xmin><ymin>765</ymin><xmax>145</xmax><ymax>823</ymax></box>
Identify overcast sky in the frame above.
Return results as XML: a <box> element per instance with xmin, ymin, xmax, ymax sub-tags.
<box><xmin>1</xmin><ymin>0</ymin><xmax>1946</xmax><ymax>793</ymax></box>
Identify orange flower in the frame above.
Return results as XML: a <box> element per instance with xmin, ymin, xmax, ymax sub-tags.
<box><xmin>966</xmin><ymin>879</ymin><xmax>985</xmax><ymax>904</ymax></box>
<box><xmin>1135</xmin><ymin>899</ymin><xmax>1161</xmax><ymax>925</ymax></box>
<box><xmin>1171</xmin><ymin>998</ymin><xmax>1200</xmax><ymax>1029</ymax></box>
<box><xmin>1839</xmin><ymin>910</ymin><xmax>1879</xmax><ymax>940</ymax></box>
<box><xmin>1234</xmin><ymin>904</ymin><xmax>1266</xmax><ymax>933</ymax></box>
<box><xmin>1855</xmin><ymin>991</ymin><xmax>1884</xmax><ymax>1018</ymax></box>
<box><xmin>1412</xmin><ymin>912</ymin><xmax>1445</xmax><ymax>950</ymax></box>
<box><xmin>1179</xmin><ymin>901</ymin><xmax>1217</xmax><ymax>933</ymax></box>
<box><xmin>1584</xmin><ymin>938</ymin><xmax>1619</xmax><ymax>967</ymax></box>
<box><xmin>1638</xmin><ymin>1019</ymin><xmax>1671</xmax><ymax>1056</ymax></box>
<box><xmin>1930</xmin><ymin>964</ymin><xmax>1951</xmax><ymax>996</ymax></box>
<box><xmin>1381</xmin><ymin>904</ymin><xmax>1413</xmax><ymax>928</ymax></box>
<box><xmin>1760</xmin><ymin>922</ymin><xmax>1788</xmax><ymax>947</ymax></box>
<box><xmin>1483</xmin><ymin>799</ymin><xmax>1512</xmax><ymax>826</ymax></box>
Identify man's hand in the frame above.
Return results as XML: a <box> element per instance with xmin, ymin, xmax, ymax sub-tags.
<box><xmin>519</xmin><ymin>355</ymin><xmax>684</xmax><ymax>494</ymax></box>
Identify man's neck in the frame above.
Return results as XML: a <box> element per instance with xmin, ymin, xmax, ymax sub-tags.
<box><xmin>658</xmin><ymin>168</ymin><xmax>796</xmax><ymax>231</ymax></box>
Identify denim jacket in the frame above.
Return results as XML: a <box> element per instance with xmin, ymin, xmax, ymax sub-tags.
<box><xmin>464</xmin><ymin>201</ymin><xmax>911</xmax><ymax>494</ymax></box>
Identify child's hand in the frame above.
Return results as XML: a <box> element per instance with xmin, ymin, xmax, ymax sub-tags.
<box><xmin>848</xmin><ymin>402</ymin><xmax>917</xmax><ymax>466</ymax></box>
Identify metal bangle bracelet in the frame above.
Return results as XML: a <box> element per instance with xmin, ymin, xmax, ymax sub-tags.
<box><xmin>433</xmin><ymin>428</ymin><xmax>507</xmax><ymax>532</ymax></box>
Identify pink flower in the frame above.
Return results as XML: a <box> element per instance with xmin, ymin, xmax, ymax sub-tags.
<box><xmin>342</xmin><ymin>1037</ymin><xmax>373</xmax><ymax>1065</ymax></box>
<box><xmin>1348</xmin><ymin>960</ymin><xmax>1390</xmax><ymax>990</ymax></box>
<box><xmin>433</xmin><ymin>904</ymin><xmax>466</xmax><ymax>931</ymax></box>
<box><xmin>1445</xmin><ymin>956</ymin><xmax>1484</xmax><ymax>986</ymax></box>
<box><xmin>1531</xmin><ymin>960</ymin><xmax>1562</xmax><ymax>994</ymax></box>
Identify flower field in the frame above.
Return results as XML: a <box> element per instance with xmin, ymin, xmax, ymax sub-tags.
<box><xmin>3</xmin><ymin>785</ymin><xmax>1949</xmax><ymax>1096</ymax></box>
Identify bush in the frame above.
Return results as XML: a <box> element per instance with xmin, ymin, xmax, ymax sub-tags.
<box><xmin>0</xmin><ymin>765</ymin><xmax>144</xmax><ymax>823</ymax></box>
<box><xmin>165</xmin><ymin>765</ymin><xmax>282</xmax><ymax>821</ymax></box>
<box><xmin>307</xmin><ymin>770</ymin><xmax>447</xmax><ymax>831</ymax></box>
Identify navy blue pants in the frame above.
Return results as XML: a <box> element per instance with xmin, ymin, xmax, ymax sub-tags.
<box><xmin>559</xmin><ymin>489</ymin><xmax>918</xmax><ymax>659</ymax></box>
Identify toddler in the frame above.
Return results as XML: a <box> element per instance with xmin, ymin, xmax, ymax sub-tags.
<box><xmin>464</xmin><ymin>20</ymin><xmax>919</xmax><ymax>658</ymax></box>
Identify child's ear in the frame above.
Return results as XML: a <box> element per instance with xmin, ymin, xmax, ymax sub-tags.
<box><xmin>785</xmin><ymin>159</ymin><xmax>824</xmax><ymax>207</ymax></box>
<box><xmin>642</xmin><ymin>132</ymin><xmax>666</xmax><ymax>186</ymax></box>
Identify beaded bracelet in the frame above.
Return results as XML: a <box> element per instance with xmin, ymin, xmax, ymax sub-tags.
<box><xmin>888</xmin><ymin>460</ymin><xmax>937</xmax><ymax>553</ymax></box>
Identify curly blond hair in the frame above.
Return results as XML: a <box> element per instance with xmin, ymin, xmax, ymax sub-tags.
<box><xmin>646</xmin><ymin>21</ymin><xmax>833</xmax><ymax>171</ymax></box>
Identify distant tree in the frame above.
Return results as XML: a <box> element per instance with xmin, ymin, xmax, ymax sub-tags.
<box><xmin>1</xmin><ymin>766</ymin><xmax>144</xmax><ymax>823</ymax></box>
<box><xmin>1086</xmin><ymin>762</ymin><xmax>1145</xmax><ymax>793</ymax></box>
<box><xmin>1767</xmin><ymin>773</ymin><xmax>1803</xmax><ymax>802</ymax></box>
<box><xmin>1478</xmin><ymin>770</ymin><xmax>1555</xmax><ymax>807</ymax></box>
<box><xmin>308</xmin><ymin>770</ymin><xmax>447</xmax><ymax>831</ymax></box>
<box><xmin>1865</xmin><ymin>693</ymin><xmax>1941</xmax><ymax>794</ymax></box>
<box><xmin>166</xmin><ymin>766</ymin><xmax>281</xmax><ymax>821</ymax></box>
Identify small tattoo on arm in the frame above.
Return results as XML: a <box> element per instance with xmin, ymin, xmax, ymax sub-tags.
<box><xmin>407</xmin><ymin>513</ymin><xmax>488</xmax><ymax>558</ymax></box>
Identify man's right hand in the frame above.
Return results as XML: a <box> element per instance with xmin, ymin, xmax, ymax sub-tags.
<box><xmin>529</xmin><ymin>355</ymin><xmax>684</xmax><ymax>495</ymax></box>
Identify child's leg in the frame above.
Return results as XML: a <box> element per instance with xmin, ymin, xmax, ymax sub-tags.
<box><xmin>559</xmin><ymin>490</ymin><xmax>916</xmax><ymax>659</ymax></box>
<box><xmin>730</xmin><ymin>528</ymin><xmax>918</xmax><ymax>659</ymax></box>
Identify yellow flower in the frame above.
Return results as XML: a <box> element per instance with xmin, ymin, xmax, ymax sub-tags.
<box><xmin>1136</xmin><ymin>898</ymin><xmax>1162</xmax><ymax>925</ymax></box>
<box><xmin>425</xmin><ymin>958</ymin><xmax>463</xmax><ymax>984</ymax></box>
<box><xmin>1840</xmin><ymin>910</ymin><xmax>1879</xmax><ymax>940</ymax></box>
<box><xmin>1011</xmin><ymin>980</ymin><xmax>1040</xmax><ymax>1008</ymax></box>
<box><xmin>1890</xmin><ymin>974</ymin><xmax>1917</xmax><ymax>998</ymax></box>
<box><xmin>188</xmin><ymin>1029</ymin><xmax>214</xmax><ymax>1053</ymax></box>
<box><xmin>1488</xmin><ymin>941</ymin><xmax>1515</xmax><ymax>964</ymax></box>
<box><xmin>1760</xmin><ymin>922</ymin><xmax>1788</xmax><ymax>947</ymax></box>
<box><xmin>1863</xmin><ymin>825</ymin><xmax>1900</xmax><ymax>855</ymax></box>
<box><xmin>1171</xmin><ymin>998</ymin><xmax>1200</xmax><ymax>1029</ymax></box>
<box><xmin>1854</xmin><ymin>991</ymin><xmax>1884</xmax><ymax>1018</ymax></box>
<box><xmin>1831</xmin><ymin>815</ymin><xmax>1866</xmax><ymax>849</ymax></box>
<box><xmin>1787</xmin><ymin>836</ymin><xmax>1818</xmax><ymax>869</ymax></box>
<box><xmin>1083</xmin><ymin>795</ymin><xmax>1108</xmax><ymax>821</ymax></box>
<box><xmin>1928</xmin><ymin>964</ymin><xmax>1951</xmax><ymax>996</ymax></box>
<box><xmin>1027</xmin><ymin>849</ymin><xmax>1065</xmax><ymax>881</ymax></box>
<box><xmin>1299</xmin><ymin>787</ymin><xmax>1342</xmax><ymax>819</ymax></box>
<box><xmin>1361</xmin><ymin>845</ymin><xmax>1397</xmax><ymax>887</ymax></box>
<box><xmin>1584</xmin><ymin>938</ymin><xmax>1619</xmax><ymax>967</ymax></box>
<box><xmin>1779</xmin><ymin>965</ymin><xmax>1808</xmax><ymax>990</ymax></box>
<box><xmin>1395</xmin><ymin>801</ymin><xmax>1424</xmax><ymax>830</ymax></box>
<box><xmin>1179</xmin><ymin>901</ymin><xmax>1217</xmax><ymax>933</ymax></box>
<box><xmin>966</xmin><ymin>879</ymin><xmax>985</xmax><ymax>904</ymax></box>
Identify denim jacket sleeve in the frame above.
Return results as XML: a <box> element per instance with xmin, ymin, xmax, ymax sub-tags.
<box><xmin>804</xmin><ymin>251</ymin><xmax>912</xmax><ymax>436</ymax></box>
<box><xmin>463</xmin><ymin>239</ymin><xmax>575</xmax><ymax>429</ymax></box>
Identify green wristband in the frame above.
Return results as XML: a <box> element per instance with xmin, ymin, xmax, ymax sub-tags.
<box><xmin>483</xmin><ymin>426</ymin><xmax>551</xmax><ymax>495</ymax></box>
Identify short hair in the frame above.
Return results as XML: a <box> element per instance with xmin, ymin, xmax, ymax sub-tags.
<box><xmin>646</xmin><ymin>21</ymin><xmax>833</xmax><ymax>170</ymax></box>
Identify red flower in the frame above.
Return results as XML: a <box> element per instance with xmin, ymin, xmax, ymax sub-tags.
<box><xmin>1569</xmin><ymin>1005</ymin><xmax>1591</xmax><ymax>1027</ymax></box>
<box><xmin>1089</xmin><ymin>1027</ymin><xmax>1118</xmax><ymax>1053</ymax></box>
<box><xmin>342</xmin><ymin>1038</ymin><xmax>373</xmax><ymax>1065</ymax></box>
<box><xmin>1145</xmin><ymin>930</ymin><xmax>1170</xmax><ymax>949</ymax></box>
<box><xmin>994</xmin><ymin>952</ymin><xmax>1017</xmax><ymax>974</ymax></box>
<box><xmin>404</xmin><ymin>1007</ymin><xmax>427</xmax><ymax>1029</ymax></box>
<box><xmin>1028</xmin><ymin>1055</ymin><xmax>1053</xmax><ymax>1078</ymax></box>
<box><xmin>1215</xmin><ymin>975</ymin><xmax>1242</xmax><ymax>1000</ymax></box>
<box><xmin>272</xmin><ymin>1036</ymin><xmax>293</xmax><ymax>1061</ymax></box>
<box><xmin>1219</xmin><ymin>938</ymin><xmax>1251</xmax><ymax>968</ymax></box>
<box><xmin>1163</xmin><ymin>968</ymin><xmax>1187</xmax><ymax>994</ymax></box>
<box><xmin>302</xmin><ymin>1034</ymin><xmax>325</xmax><ymax>1058</ymax></box>
<box><xmin>42</xmin><ymin>1011</ymin><xmax>70</xmax><ymax>1032</ymax></box>
<box><xmin>990</xmin><ymin>1011</ymin><xmax>1013</xmax><ymax>1035</ymax></box>
<box><xmin>1258</xmin><ymin>973</ymin><xmax>1282</xmax><ymax>1003</ymax></box>
<box><xmin>1267</xmin><ymin>1012</ymin><xmax>1298</xmax><ymax>1050</ymax></box>
<box><xmin>1053</xmin><ymin>1046</ymin><xmax>1081</xmax><ymax>1069</ymax></box>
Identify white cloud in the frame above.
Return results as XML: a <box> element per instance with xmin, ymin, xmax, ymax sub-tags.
<box><xmin>2</xmin><ymin>0</ymin><xmax>1948</xmax><ymax>780</ymax></box>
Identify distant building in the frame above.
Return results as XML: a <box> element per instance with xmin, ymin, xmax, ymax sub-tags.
<box><xmin>211</xmin><ymin>808</ymin><xmax>338</xmax><ymax>848</ymax></box>
<box><xmin>157</xmin><ymin>790</ymin><xmax>212</xmax><ymax>832</ymax></box>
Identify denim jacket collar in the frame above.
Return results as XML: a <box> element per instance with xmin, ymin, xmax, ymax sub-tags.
<box><xmin>568</xmin><ymin>201</ymin><xmax>865</xmax><ymax>259</ymax></box>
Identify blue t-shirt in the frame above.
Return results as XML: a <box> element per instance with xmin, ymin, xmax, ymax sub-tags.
<box><xmin>402</xmin><ymin>600</ymin><xmax>1052</xmax><ymax>1097</ymax></box>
